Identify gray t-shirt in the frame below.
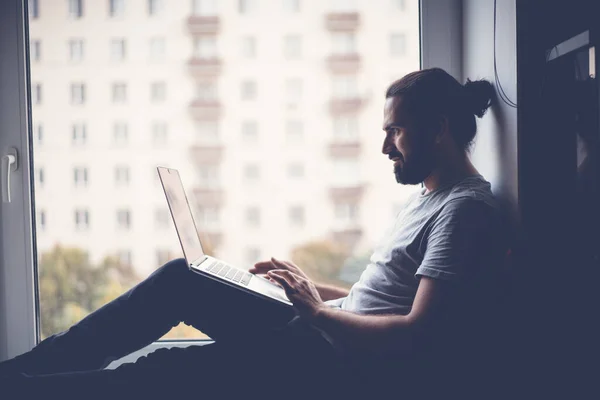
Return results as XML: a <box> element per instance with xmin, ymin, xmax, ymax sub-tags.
<box><xmin>325</xmin><ymin>175</ymin><xmax>503</xmax><ymax>315</ymax></box>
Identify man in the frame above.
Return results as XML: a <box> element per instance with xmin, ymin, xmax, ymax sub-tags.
<box><xmin>0</xmin><ymin>68</ymin><xmax>506</xmax><ymax>399</ymax></box>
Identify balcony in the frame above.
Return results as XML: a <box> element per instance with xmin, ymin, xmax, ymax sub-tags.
<box><xmin>189</xmin><ymin>99</ymin><xmax>222</xmax><ymax>120</ymax></box>
<box><xmin>325</xmin><ymin>12</ymin><xmax>360</xmax><ymax>31</ymax></box>
<box><xmin>193</xmin><ymin>188</ymin><xmax>224</xmax><ymax>206</ymax></box>
<box><xmin>326</xmin><ymin>54</ymin><xmax>361</xmax><ymax>73</ymax></box>
<box><xmin>190</xmin><ymin>145</ymin><xmax>224</xmax><ymax>164</ymax></box>
<box><xmin>188</xmin><ymin>57</ymin><xmax>222</xmax><ymax>78</ymax></box>
<box><xmin>329</xmin><ymin>185</ymin><xmax>365</xmax><ymax>202</ymax></box>
<box><xmin>331</xmin><ymin>228</ymin><xmax>363</xmax><ymax>249</ymax></box>
<box><xmin>187</xmin><ymin>16</ymin><xmax>220</xmax><ymax>34</ymax></box>
<box><xmin>329</xmin><ymin>141</ymin><xmax>361</xmax><ymax>158</ymax></box>
<box><xmin>329</xmin><ymin>97</ymin><xmax>364</xmax><ymax>114</ymax></box>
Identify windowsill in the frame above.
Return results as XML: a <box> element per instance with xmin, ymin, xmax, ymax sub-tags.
<box><xmin>105</xmin><ymin>340</ymin><xmax>214</xmax><ymax>370</ymax></box>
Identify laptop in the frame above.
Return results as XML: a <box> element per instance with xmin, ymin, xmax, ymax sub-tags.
<box><xmin>157</xmin><ymin>166</ymin><xmax>293</xmax><ymax>308</ymax></box>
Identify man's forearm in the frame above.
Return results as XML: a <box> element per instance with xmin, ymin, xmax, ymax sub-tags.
<box><xmin>314</xmin><ymin>283</ymin><xmax>350</xmax><ymax>301</ymax></box>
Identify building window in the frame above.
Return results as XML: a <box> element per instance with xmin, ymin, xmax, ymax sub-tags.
<box><xmin>33</xmin><ymin>83</ymin><xmax>42</xmax><ymax>105</ymax></box>
<box><xmin>113</xmin><ymin>122</ymin><xmax>129</xmax><ymax>146</ymax></box>
<box><xmin>241</xmin><ymin>80</ymin><xmax>257</xmax><ymax>101</ymax></box>
<box><xmin>245</xmin><ymin>247</ymin><xmax>261</xmax><ymax>265</ymax></box>
<box><xmin>74</xmin><ymin>209</ymin><xmax>90</xmax><ymax>230</ymax></box>
<box><xmin>150</xmin><ymin>81</ymin><xmax>166</xmax><ymax>103</ymax></box>
<box><xmin>31</xmin><ymin>40</ymin><xmax>41</xmax><ymax>62</ymax></box>
<box><xmin>72</xmin><ymin>123</ymin><xmax>87</xmax><ymax>146</ymax></box>
<box><xmin>194</xmin><ymin>36</ymin><xmax>217</xmax><ymax>59</ymax></box>
<box><xmin>333</xmin><ymin>116</ymin><xmax>358</xmax><ymax>141</ymax></box>
<box><xmin>196</xmin><ymin>121</ymin><xmax>219</xmax><ymax>142</ymax></box>
<box><xmin>196</xmin><ymin>82</ymin><xmax>217</xmax><ymax>101</ymax></box>
<box><xmin>245</xmin><ymin>206</ymin><xmax>260</xmax><ymax>227</ymax></box>
<box><xmin>287</xmin><ymin>163</ymin><xmax>304</xmax><ymax>179</ymax></box>
<box><xmin>241</xmin><ymin>121</ymin><xmax>258</xmax><ymax>144</ymax></box>
<box><xmin>155</xmin><ymin>208</ymin><xmax>170</xmax><ymax>230</ymax></box>
<box><xmin>155</xmin><ymin>249</ymin><xmax>171</xmax><ymax>266</ymax></box>
<box><xmin>114</xmin><ymin>165</ymin><xmax>130</xmax><ymax>186</ymax></box>
<box><xmin>148</xmin><ymin>0</ymin><xmax>163</xmax><ymax>15</ymax></box>
<box><xmin>73</xmin><ymin>167</ymin><xmax>89</xmax><ymax>188</ymax></box>
<box><xmin>394</xmin><ymin>0</ymin><xmax>406</xmax><ymax>11</ymax></box>
<box><xmin>335</xmin><ymin>202</ymin><xmax>359</xmax><ymax>225</ymax></box>
<box><xmin>29</xmin><ymin>0</ymin><xmax>39</xmax><ymax>19</ymax></box>
<box><xmin>193</xmin><ymin>0</ymin><xmax>217</xmax><ymax>16</ymax></box>
<box><xmin>69</xmin><ymin>39</ymin><xmax>84</xmax><ymax>62</ymax></box>
<box><xmin>390</xmin><ymin>33</ymin><xmax>407</xmax><ymax>57</ymax></box>
<box><xmin>332</xmin><ymin>159</ymin><xmax>360</xmax><ymax>186</ymax></box>
<box><xmin>117</xmin><ymin>250</ymin><xmax>132</xmax><ymax>266</ymax></box>
<box><xmin>110</xmin><ymin>39</ymin><xmax>126</xmax><ymax>62</ymax></box>
<box><xmin>283</xmin><ymin>35</ymin><xmax>302</xmax><ymax>59</ymax></box>
<box><xmin>35</xmin><ymin>123</ymin><xmax>43</xmax><ymax>145</ymax></box>
<box><xmin>198</xmin><ymin>206</ymin><xmax>219</xmax><ymax>228</ymax></box>
<box><xmin>68</xmin><ymin>0</ymin><xmax>84</xmax><ymax>19</ymax></box>
<box><xmin>152</xmin><ymin>122</ymin><xmax>168</xmax><ymax>146</ymax></box>
<box><xmin>332</xmin><ymin>32</ymin><xmax>356</xmax><ymax>55</ymax></box>
<box><xmin>244</xmin><ymin>164</ymin><xmax>260</xmax><ymax>182</ymax></box>
<box><xmin>283</xmin><ymin>0</ymin><xmax>300</xmax><ymax>13</ymax></box>
<box><xmin>197</xmin><ymin>165</ymin><xmax>219</xmax><ymax>188</ymax></box>
<box><xmin>109</xmin><ymin>0</ymin><xmax>125</xmax><ymax>17</ymax></box>
<box><xmin>239</xmin><ymin>0</ymin><xmax>258</xmax><ymax>14</ymax></box>
<box><xmin>112</xmin><ymin>83</ymin><xmax>127</xmax><ymax>103</ymax></box>
<box><xmin>36</xmin><ymin>167</ymin><xmax>44</xmax><ymax>188</ymax></box>
<box><xmin>331</xmin><ymin>0</ymin><xmax>356</xmax><ymax>12</ymax></box>
<box><xmin>240</xmin><ymin>36</ymin><xmax>256</xmax><ymax>59</ymax></box>
<box><xmin>38</xmin><ymin>210</ymin><xmax>46</xmax><ymax>231</ymax></box>
<box><xmin>149</xmin><ymin>37</ymin><xmax>165</xmax><ymax>61</ymax></box>
<box><xmin>285</xmin><ymin>78</ymin><xmax>303</xmax><ymax>106</ymax></box>
<box><xmin>332</xmin><ymin>75</ymin><xmax>358</xmax><ymax>99</ymax></box>
<box><xmin>71</xmin><ymin>83</ymin><xmax>86</xmax><ymax>105</ymax></box>
<box><xmin>289</xmin><ymin>206</ymin><xmax>305</xmax><ymax>227</ymax></box>
<box><xmin>117</xmin><ymin>209</ymin><xmax>131</xmax><ymax>230</ymax></box>
<box><xmin>285</xmin><ymin>120</ymin><xmax>303</xmax><ymax>144</ymax></box>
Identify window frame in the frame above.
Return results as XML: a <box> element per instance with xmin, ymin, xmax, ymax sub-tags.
<box><xmin>0</xmin><ymin>0</ymin><xmax>460</xmax><ymax>362</ymax></box>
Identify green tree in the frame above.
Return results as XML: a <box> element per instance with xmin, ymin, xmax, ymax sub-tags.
<box><xmin>290</xmin><ymin>240</ymin><xmax>351</xmax><ymax>288</ymax></box>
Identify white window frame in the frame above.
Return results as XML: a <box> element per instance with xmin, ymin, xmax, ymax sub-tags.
<box><xmin>1</xmin><ymin>0</ymin><xmax>457</xmax><ymax>362</ymax></box>
<box><xmin>69</xmin><ymin>38</ymin><xmax>84</xmax><ymax>62</ymax></box>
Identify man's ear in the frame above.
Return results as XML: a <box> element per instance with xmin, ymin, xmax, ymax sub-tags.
<box><xmin>432</xmin><ymin>116</ymin><xmax>450</xmax><ymax>144</ymax></box>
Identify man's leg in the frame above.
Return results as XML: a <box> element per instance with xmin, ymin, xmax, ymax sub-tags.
<box><xmin>0</xmin><ymin>258</ymin><xmax>295</xmax><ymax>376</ymax></box>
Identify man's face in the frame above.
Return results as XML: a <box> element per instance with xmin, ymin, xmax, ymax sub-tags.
<box><xmin>381</xmin><ymin>96</ymin><xmax>436</xmax><ymax>185</ymax></box>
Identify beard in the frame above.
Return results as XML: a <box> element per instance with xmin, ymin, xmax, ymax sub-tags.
<box><xmin>393</xmin><ymin>147</ymin><xmax>435</xmax><ymax>185</ymax></box>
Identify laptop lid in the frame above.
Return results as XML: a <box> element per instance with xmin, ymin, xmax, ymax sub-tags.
<box><xmin>157</xmin><ymin>167</ymin><xmax>205</xmax><ymax>265</ymax></box>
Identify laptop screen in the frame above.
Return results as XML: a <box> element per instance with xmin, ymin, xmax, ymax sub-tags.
<box><xmin>157</xmin><ymin>167</ymin><xmax>205</xmax><ymax>265</ymax></box>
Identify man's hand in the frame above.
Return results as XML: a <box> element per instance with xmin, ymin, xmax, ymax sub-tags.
<box><xmin>249</xmin><ymin>257</ymin><xmax>310</xmax><ymax>280</ymax></box>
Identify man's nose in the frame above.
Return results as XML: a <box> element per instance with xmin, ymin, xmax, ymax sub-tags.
<box><xmin>381</xmin><ymin>136</ymin><xmax>392</xmax><ymax>155</ymax></box>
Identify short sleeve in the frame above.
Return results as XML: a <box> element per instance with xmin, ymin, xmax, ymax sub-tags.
<box><xmin>416</xmin><ymin>199</ymin><xmax>498</xmax><ymax>282</ymax></box>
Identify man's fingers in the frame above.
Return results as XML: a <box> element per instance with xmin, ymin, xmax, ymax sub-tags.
<box><xmin>249</xmin><ymin>261</ymin><xmax>276</xmax><ymax>274</ymax></box>
<box><xmin>267</xmin><ymin>269</ymin><xmax>296</xmax><ymax>290</ymax></box>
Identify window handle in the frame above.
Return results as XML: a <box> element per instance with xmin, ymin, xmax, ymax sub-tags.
<box><xmin>2</xmin><ymin>147</ymin><xmax>18</xmax><ymax>203</ymax></box>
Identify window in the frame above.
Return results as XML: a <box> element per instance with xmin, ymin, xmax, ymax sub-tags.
<box><xmin>283</xmin><ymin>0</ymin><xmax>300</xmax><ymax>13</ymax></box>
<box><xmin>117</xmin><ymin>250</ymin><xmax>132</xmax><ymax>266</ymax></box>
<box><xmin>69</xmin><ymin>39</ymin><xmax>84</xmax><ymax>62</ymax></box>
<box><xmin>241</xmin><ymin>121</ymin><xmax>258</xmax><ymax>144</ymax></box>
<box><xmin>241</xmin><ymin>80</ymin><xmax>257</xmax><ymax>101</ymax></box>
<box><xmin>289</xmin><ymin>206</ymin><xmax>305</xmax><ymax>227</ymax></box>
<box><xmin>335</xmin><ymin>202</ymin><xmax>359</xmax><ymax>225</ymax></box>
<box><xmin>155</xmin><ymin>249</ymin><xmax>171</xmax><ymax>266</ymax></box>
<box><xmin>31</xmin><ymin>40</ymin><xmax>41</xmax><ymax>62</ymax></box>
<box><xmin>38</xmin><ymin>210</ymin><xmax>46</xmax><ymax>231</ymax></box>
<box><xmin>112</xmin><ymin>83</ymin><xmax>127</xmax><ymax>103</ymax></box>
<box><xmin>197</xmin><ymin>165</ymin><xmax>219</xmax><ymax>188</ymax></box>
<box><xmin>72</xmin><ymin>123</ymin><xmax>87</xmax><ymax>146</ymax></box>
<box><xmin>283</xmin><ymin>35</ymin><xmax>302</xmax><ymax>59</ymax></box>
<box><xmin>331</xmin><ymin>0</ymin><xmax>356</xmax><ymax>12</ymax></box>
<box><xmin>285</xmin><ymin>78</ymin><xmax>303</xmax><ymax>105</ymax></box>
<box><xmin>148</xmin><ymin>0</ymin><xmax>163</xmax><ymax>15</ymax></box>
<box><xmin>150</xmin><ymin>81</ymin><xmax>166</xmax><ymax>103</ymax></box>
<box><xmin>74</xmin><ymin>209</ymin><xmax>90</xmax><ymax>230</ymax></box>
<box><xmin>196</xmin><ymin>82</ymin><xmax>217</xmax><ymax>101</ymax></box>
<box><xmin>35</xmin><ymin>167</ymin><xmax>44</xmax><ymax>188</ymax></box>
<box><xmin>193</xmin><ymin>0</ymin><xmax>217</xmax><ymax>16</ymax></box>
<box><xmin>240</xmin><ymin>36</ymin><xmax>256</xmax><ymax>59</ymax></box>
<box><xmin>68</xmin><ymin>0</ymin><xmax>83</xmax><ymax>19</ymax></box>
<box><xmin>73</xmin><ymin>167</ymin><xmax>89</xmax><ymax>187</ymax></box>
<box><xmin>71</xmin><ymin>83</ymin><xmax>86</xmax><ymax>105</ymax></box>
<box><xmin>245</xmin><ymin>247</ymin><xmax>261</xmax><ymax>265</ymax></box>
<box><xmin>332</xmin><ymin>159</ymin><xmax>360</xmax><ymax>186</ymax></box>
<box><xmin>287</xmin><ymin>163</ymin><xmax>304</xmax><ymax>179</ymax></box>
<box><xmin>109</xmin><ymin>0</ymin><xmax>125</xmax><ymax>17</ymax></box>
<box><xmin>194</xmin><ymin>36</ymin><xmax>217</xmax><ymax>59</ymax></box>
<box><xmin>154</xmin><ymin>208</ymin><xmax>170</xmax><ymax>230</ymax></box>
<box><xmin>332</xmin><ymin>32</ymin><xmax>356</xmax><ymax>55</ymax></box>
<box><xmin>332</xmin><ymin>75</ymin><xmax>358</xmax><ymax>99</ymax></box>
<box><xmin>390</xmin><ymin>33</ymin><xmax>407</xmax><ymax>57</ymax></box>
<box><xmin>33</xmin><ymin>83</ymin><xmax>42</xmax><ymax>105</ymax></box>
<box><xmin>198</xmin><ymin>206</ymin><xmax>219</xmax><ymax>228</ymax></box>
<box><xmin>333</xmin><ymin>116</ymin><xmax>358</xmax><ymax>141</ymax></box>
<box><xmin>114</xmin><ymin>166</ymin><xmax>130</xmax><ymax>186</ymax></box>
<box><xmin>117</xmin><ymin>209</ymin><xmax>131</xmax><ymax>230</ymax></box>
<box><xmin>244</xmin><ymin>164</ymin><xmax>260</xmax><ymax>181</ymax></box>
<box><xmin>110</xmin><ymin>39</ymin><xmax>126</xmax><ymax>62</ymax></box>
<box><xmin>196</xmin><ymin>121</ymin><xmax>219</xmax><ymax>142</ymax></box>
<box><xmin>152</xmin><ymin>122</ymin><xmax>168</xmax><ymax>146</ymax></box>
<box><xmin>149</xmin><ymin>37</ymin><xmax>165</xmax><ymax>61</ymax></box>
<box><xmin>285</xmin><ymin>120</ymin><xmax>303</xmax><ymax>144</ymax></box>
<box><xmin>394</xmin><ymin>0</ymin><xmax>406</xmax><ymax>11</ymax></box>
<box><xmin>29</xmin><ymin>0</ymin><xmax>39</xmax><ymax>19</ymax></box>
<box><xmin>35</xmin><ymin>123</ymin><xmax>43</xmax><ymax>145</ymax></box>
<box><xmin>113</xmin><ymin>122</ymin><xmax>129</xmax><ymax>146</ymax></box>
<box><xmin>239</xmin><ymin>0</ymin><xmax>258</xmax><ymax>14</ymax></box>
<box><xmin>245</xmin><ymin>206</ymin><xmax>260</xmax><ymax>227</ymax></box>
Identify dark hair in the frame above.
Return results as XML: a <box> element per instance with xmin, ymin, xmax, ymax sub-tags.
<box><xmin>385</xmin><ymin>68</ymin><xmax>495</xmax><ymax>151</ymax></box>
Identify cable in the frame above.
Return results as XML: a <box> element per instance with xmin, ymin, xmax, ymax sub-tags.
<box><xmin>493</xmin><ymin>0</ymin><xmax>518</xmax><ymax>108</ymax></box>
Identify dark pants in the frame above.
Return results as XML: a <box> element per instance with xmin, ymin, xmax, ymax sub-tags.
<box><xmin>1</xmin><ymin>259</ymin><xmax>346</xmax><ymax>399</ymax></box>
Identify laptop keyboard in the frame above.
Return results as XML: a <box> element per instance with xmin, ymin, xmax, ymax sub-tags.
<box><xmin>205</xmin><ymin>260</ymin><xmax>253</xmax><ymax>286</ymax></box>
